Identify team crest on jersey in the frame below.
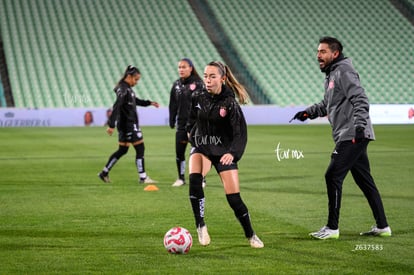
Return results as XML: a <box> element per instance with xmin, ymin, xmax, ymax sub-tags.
<box><xmin>328</xmin><ymin>80</ymin><xmax>335</xmax><ymax>89</ymax></box>
<box><xmin>219</xmin><ymin>107</ymin><xmax>227</xmax><ymax>117</ymax></box>
<box><xmin>189</xmin><ymin>83</ymin><xmax>196</xmax><ymax>91</ymax></box>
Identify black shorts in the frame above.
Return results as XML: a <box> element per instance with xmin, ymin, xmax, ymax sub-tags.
<box><xmin>118</xmin><ymin>128</ymin><xmax>143</xmax><ymax>143</ymax></box>
<box><xmin>190</xmin><ymin>147</ymin><xmax>238</xmax><ymax>173</ymax></box>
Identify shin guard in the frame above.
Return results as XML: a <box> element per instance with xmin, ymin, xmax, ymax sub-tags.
<box><xmin>104</xmin><ymin>145</ymin><xmax>129</xmax><ymax>172</ymax></box>
<box><xmin>226</xmin><ymin>193</ymin><xmax>254</xmax><ymax>238</ymax></box>
<box><xmin>189</xmin><ymin>173</ymin><xmax>205</xmax><ymax>227</ymax></box>
<box><xmin>134</xmin><ymin>143</ymin><xmax>146</xmax><ymax>177</ymax></box>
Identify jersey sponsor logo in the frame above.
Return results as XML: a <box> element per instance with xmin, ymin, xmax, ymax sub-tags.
<box><xmin>219</xmin><ymin>107</ymin><xmax>227</xmax><ymax>117</ymax></box>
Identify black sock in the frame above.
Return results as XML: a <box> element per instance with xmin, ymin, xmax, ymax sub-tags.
<box><xmin>103</xmin><ymin>145</ymin><xmax>129</xmax><ymax>174</ymax></box>
<box><xmin>176</xmin><ymin>134</ymin><xmax>187</xmax><ymax>180</ymax></box>
<box><xmin>226</xmin><ymin>193</ymin><xmax>254</xmax><ymax>238</ymax></box>
<box><xmin>189</xmin><ymin>173</ymin><xmax>205</xmax><ymax>228</ymax></box>
<box><xmin>134</xmin><ymin>143</ymin><xmax>146</xmax><ymax>179</ymax></box>
<box><xmin>176</xmin><ymin>159</ymin><xmax>185</xmax><ymax>181</ymax></box>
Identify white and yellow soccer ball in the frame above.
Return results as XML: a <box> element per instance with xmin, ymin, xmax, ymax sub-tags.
<box><xmin>163</xmin><ymin>226</ymin><xmax>193</xmax><ymax>254</ymax></box>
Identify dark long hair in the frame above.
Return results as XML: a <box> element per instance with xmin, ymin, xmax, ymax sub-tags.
<box><xmin>181</xmin><ymin>58</ymin><xmax>200</xmax><ymax>79</ymax></box>
<box><xmin>116</xmin><ymin>65</ymin><xmax>140</xmax><ymax>87</ymax></box>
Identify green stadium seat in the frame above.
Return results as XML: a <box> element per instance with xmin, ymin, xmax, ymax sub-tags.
<box><xmin>0</xmin><ymin>0</ymin><xmax>412</xmax><ymax>108</ymax></box>
<box><xmin>0</xmin><ymin>0</ymin><xmax>221</xmax><ymax>108</ymax></box>
<box><xmin>208</xmin><ymin>0</ymin><xmax>414</xmax><ymax>106</ymax></box>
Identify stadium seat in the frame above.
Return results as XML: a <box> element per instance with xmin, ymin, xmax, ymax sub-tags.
<box><xmin>0</xmin><ymin>0</ymin><xmax>221</xmax><ymax>108</ymax></box>
<box><xmin>207</xmin><ymin>0</ymin><xmax>414</xmax><ymax>105</ymax></box>
<box><xmin>0</xmin><ymin>0</ymin><xmax>412</xmax><ymax>107</ymax></box>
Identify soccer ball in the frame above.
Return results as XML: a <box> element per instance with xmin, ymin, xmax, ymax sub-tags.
<box><xmin>163</xmin><ymin>226</ymin><xmax>192</xmax><ymax>254</ymax></box>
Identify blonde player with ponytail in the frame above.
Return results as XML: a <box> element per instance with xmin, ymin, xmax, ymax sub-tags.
<box><xmin>186</xmin><ymin>61</ymin><xmax>264</xmax><ymax>248</ymax></box>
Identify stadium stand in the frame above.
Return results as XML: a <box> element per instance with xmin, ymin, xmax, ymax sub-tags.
<box><xmin>0</xmin><ymin>0</ymin><xmax>221</xmax><ymax>108</ymax></box>
<box><xmin>392</xmin><ymin>0</ymin><xmax>414</xmax><ymax>25</ymax></box>
<box><xmin>208</xmin><ymin>0</ymin><xmax>414</xmax><ymax>106</ymax></box>
<box><xmin>403</xmin><ymin>0</ymin><xmax>414</xmax><ymax>10</ymax></box>
<box><xmin>0</xmin><ymin>38</ymin><xmax>9</xmax><ymax>107</ymax></box>
<box><xmin>0</xmin><ymin>0</ymin><xmax>413</xmax><ymax>107</ymax></box>
<box><xmin>0</xmin><ymin>77</ymin><xmax>5</xmax><ymax>107</ymax></box>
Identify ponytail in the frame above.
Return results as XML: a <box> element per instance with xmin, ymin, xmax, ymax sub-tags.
<box><xmin>207</xmin><ymin>61</ymin><xmax>249</xmax><ymax>104</ymax></box>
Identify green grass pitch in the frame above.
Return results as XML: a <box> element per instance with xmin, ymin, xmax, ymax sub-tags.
<box><xmin>0</xmin><ymin>125</ymin><xmax>413</xmax><ymax>274</ymax></box>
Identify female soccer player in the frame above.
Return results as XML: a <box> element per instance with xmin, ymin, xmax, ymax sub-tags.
<box><xmin>169</xmin><ymin>58</ymin><xmax>211</xmax><ymax>187</ymax></box>
<box><xmin>98</xmin><ymin>65</ymin><xmax>159</xmax><ymax>184</ymax></box>
<box><xmin>187</xmin><ymin>61</ymin><xmax>264</xmax><ymax>248</ymax></box>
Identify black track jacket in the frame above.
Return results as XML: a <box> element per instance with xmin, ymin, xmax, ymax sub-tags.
<box><xmin>108</xmin><ymin>81</ymin><xmax>151</xmax><ymax>131</ymax></box>
<box><xmin>169</xmin><ymin>75</ymin><xmax>204</xmax><ymax>131</ymax></box>
<box><xmin>187</xmin><ymin>85</ymin><xmax>247</xmax><ymax>162</ymax></box>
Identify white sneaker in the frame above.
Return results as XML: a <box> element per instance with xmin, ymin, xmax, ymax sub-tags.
<box><xmin>197</xmin><ymin>225</ymin><xmax>210</xmax><ymax>246</ymax></box>
<box><xmin>360</xmin><ymin>226</ymin><xmax>392</xmax><ymax>237</ymax></box>
<box><xmin>249</xmin><ymin>234</ymin><xmax>264</xmax><ymax>248</ymax></box>
<box><xmin>139</xmin><ymin>176</ymin><xmax>157</xmax><ymax>184</ymax></box>
<box><xmin>309</xmin><ymin>226</ymin><xmax>339</xmax><ymax>240</ymax></box>
<box><xmin>172</xmin><ymin>179</ymin><xmax>185</xmax><ymax>187</ymax></box>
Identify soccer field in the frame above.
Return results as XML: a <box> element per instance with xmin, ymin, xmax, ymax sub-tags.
<box><xmin>0</xmin><ymin>125</ymin><xmax>413</xmax><ymax>274</ymax></box>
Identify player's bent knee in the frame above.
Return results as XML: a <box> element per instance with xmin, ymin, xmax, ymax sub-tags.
<box><xmin>118</xmin><ymin>145</ymin><xmax>129</xmax><ymax>155</ymax></box>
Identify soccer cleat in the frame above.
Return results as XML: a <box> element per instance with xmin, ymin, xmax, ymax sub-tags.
<box><xmin>360</xmin><ymin>226</ymin><xmax>392</xmax><ymax>237</ymax></box>
<box><xmin>249</xmin><ymin>234</ymin><xmax>264</xmax><ymax>248</ymax></box>
<box><xmin>139</xmin><ymin>176</ymin><xmax>157</xmax><ymax>184</ymax></box>
<box><xmin>309</xmin><ymin>226</ymin><xmax>339</xmax><ymax>240</ymax></box>
<box><xmin>197</xmin><ymin>225</ymin><xmax>210</xmax><ymax>246</ymax></box>
<box><xmin>98</xmin><ymin>172</ymin><xmax>110</xmax><ymax>183</ymax></box>
<box><xmin>172</xmin><ymin>179</ymin><xmax>185</xmax><ymax>187</ymax></box>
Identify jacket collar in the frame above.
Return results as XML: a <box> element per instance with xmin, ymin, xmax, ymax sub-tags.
<box><xmin>180</xmin><ymin>74</ymin><xmax>197</xmax><ymax>85</ymax></box>
<box><xmin>208</xmin><ymin>84</ymin><xmax>235</xmax><ymax>101</ymax></box>
<box><xmin>322</xmin><ymin>53</ymin><xmax>346</xmax><ymax>74</ymax></box>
